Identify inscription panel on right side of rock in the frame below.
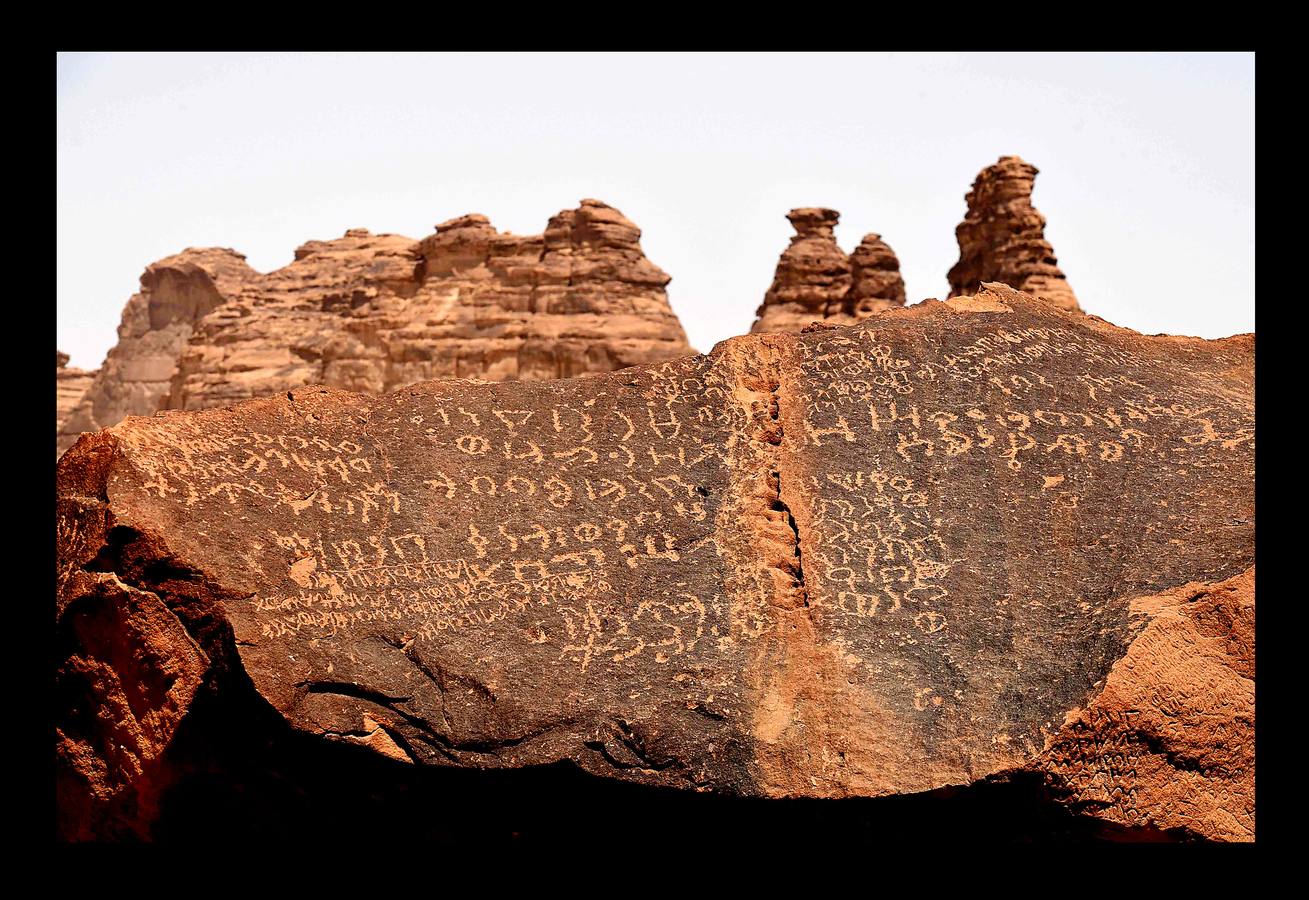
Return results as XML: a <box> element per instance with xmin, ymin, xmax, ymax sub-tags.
<box><xmin>783</xmin><ymin>289</ymin><xmax>1254</xmax><ymax>792</ymax></box>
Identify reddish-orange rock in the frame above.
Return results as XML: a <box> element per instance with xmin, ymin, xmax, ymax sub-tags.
<box><xmin>57</xmin><ymin>285</ymin><xmax>1253</xmax><ymax>840</ymax></box>
<box><xmin>751</xmin><ymin>209</ymin><xmax>906</xmax><ymax>333</ymax></box>
<box><xmin>56</xmin><ymin>202</ymin><xmax>694</xmax><ymax>457</ymax></box>
<box><xmin>1029</xmin><ymin>567</ymin><xmax>1254</xmax><ymax>841</ymax></box>
<box><xmin>165</xmin><ymin>229</ymin><xmax>422</xmax><ymax>409</ymax></box>
<box><xmin>947</xmin><ymin>156</ymin><xmax>1081</xmax><ymax>312</ymax></box>
<box><xmin>168</xmin><ymin>199</ymin><xmax>693</xmax><ymax>410</ymax></box>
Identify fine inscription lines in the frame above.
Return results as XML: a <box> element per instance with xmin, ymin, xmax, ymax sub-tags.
<box><xmin>259</xmin><ymin>545</ymin><xmax>723</xmax><ymax>673</ymax></box>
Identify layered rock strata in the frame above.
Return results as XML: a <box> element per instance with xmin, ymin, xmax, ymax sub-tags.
<box><xmin>947</xmin><ymin>156</ymin><xmax>1081</xmax><ymax>313</ymax></box>
<box><xmin>848</xmin><ymin>233</ymin><xmax>908</xmax><ymax>317</ymax></box>
<box><xmin>56</xmin><ymin>201</ymin><xmax>693</xmax><ymax>457</ymax></box>
<box><xmin>57</xmin><ymin>351</ymin><xmax>97</xmax><ymax>458</ymax></box>
<box><xmin>56</xmin><ymin>249</ymin><xmax>260</xmax><ymax>458</ymax></box>
<box><xmin>750</xmin><ymin>209</ymin><xmax>906</xmax><ymax>333</ymax></box>
<box><xmin>56</xmin><ymin>285</ymin><xmax>1253</xmax><ymax>840</ymax></box>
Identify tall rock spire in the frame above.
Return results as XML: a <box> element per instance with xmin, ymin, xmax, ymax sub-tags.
<box><xmin>947</xmin><ymin>156</ymin><xmax>1081</xmax><ymax>313</ymax></box>
<box><xmin>848</xmin><ymin>233</ymin><xmax>907</xmax><ymax>317</ymax></box>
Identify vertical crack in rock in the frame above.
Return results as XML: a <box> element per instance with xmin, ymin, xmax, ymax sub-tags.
<box><xmin>719</xmin><ymin>334</ymin><xmax>809</xmax><ymax>614</ymax></box>
<box><xmin>713</xmin><ymin>332</ymin><xmax>849</xmax><ymax>798</ymax></box>
<box><xmin>770</xmin><ymin>469</ymin><xmax>807</xmax><ymax>607</ymax></box>
<box><xmin>758</xmin><ymin>349</ymin><xmax>809</xmax><ymax>607</ymax></box>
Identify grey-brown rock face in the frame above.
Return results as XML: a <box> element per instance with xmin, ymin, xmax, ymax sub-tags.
<box><xmin>57</xmin><ymin>285</ymin><xmax>1253</xmax><ymax>840</ymax></box>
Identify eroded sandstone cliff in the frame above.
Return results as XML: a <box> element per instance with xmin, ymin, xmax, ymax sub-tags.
<box><xmin>56</xmin><ymin>249</ymin><xmax>261</xmax><ymax>458</ymax></box>
<box><xmin>170</xmin><ymin>200</ymin><xmax>692</xmax><ymax>410</ymax></box>
<box><xmin>57</xmin><ymin>285</ymin><xmax>1253</xmax><ymax>840</ymax></box>
<box><xmin>56</xmin><ymin>201</ymin><xmax>694</xmax><ymax>457</ymax></box>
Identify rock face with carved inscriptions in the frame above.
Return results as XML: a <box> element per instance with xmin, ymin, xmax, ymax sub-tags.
<box><xmin>55</xmin><ymin>201</ymin><xmax>694</xmax><ymax>459</ymax></box>
<box><xmin>56</xmin><ymin>284</ymin><xmax>1254</xmax><ymax>840</ymax></box>
<box><xmin>948</xmin><ymin>156</ymin><xmax>1082</xmax><ymax>313</ymax></box>
<box><xmin>750</xmin><ymin>209</ymin><xmax>906</xmax><ymax>334</ymax></box>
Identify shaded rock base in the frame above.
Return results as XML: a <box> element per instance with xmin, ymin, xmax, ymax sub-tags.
<box><xmin>84</xmin><ymin>663</ymin><xmax>1189</xmax><ymax>844</ymax></box>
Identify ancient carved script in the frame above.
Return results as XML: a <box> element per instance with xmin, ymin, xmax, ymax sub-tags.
<box><xmin>784</xmin><ymin>309</ymin><xmax>1253</xmax><ymax>771</ymax></box>
<box><xmin>116</xmin><ymin>354</ymin><xmax>758</xmax><ymax>680</ymax></box>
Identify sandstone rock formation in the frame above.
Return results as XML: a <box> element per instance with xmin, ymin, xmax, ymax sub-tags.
<box><xmin>947</xmin><ymin>156</ymin><xmax>1081</xmax><ymax>313</ymax></box>
<box><xmin>170</xmin><ymin>200</ymin><xmax>692</xmax><ymax>410</ymax></box>
<box><xmin>56</xmin><ymin>284</ymin><xmax>1253</xmax><ymax>841</ymax></box>
<box><xmin>750</xmin><ymin>209</ymin><xmax>905</xmax><ymax>334</ymax></box>
<box><xmin>848</xmin><ymin>233</ymin><xmax>908</xmax><ymax>318</ymax></box>
<box><xmin>57</xmin><ymin>352</ymin><xmax>97</xmax><ymax>459</ymax></box>
<box><xmin>56</xmin><ymin>249</ymin><xmax>260</xmax><ymax>458</ymax></box>
<box><xmin>56</xmin><ymin>201</ymin><xmax>693</xmax><ymax>458</ymax></box>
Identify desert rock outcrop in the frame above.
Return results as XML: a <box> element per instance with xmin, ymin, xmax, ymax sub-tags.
<box><xmin>56</xmin><ymin>249</ymin><xmax>260</xmax><ymax>458</ymax></box>
<box><xmin>57</xmin><ymin>284</ymin><xmax>1253</xmax><ymax>840</ymax></box>
<box><xmin>56</xmin><ymin>201</ymin><xmax>693</xmax><ymax>457</ymax></box>
<box><xmin>57</xmin><ymin>351</ymin><xmax>97</xmax><ymax>459</ymax></box>
<box><xmin>848</xmin><ymin>233</ymin><xmax>908</xmax><ymax>317</ymax></box>
<box><xmin>750</xmin><ymin>209</ymin><xmax>906</xmax><ymax>333</ymax></box>
<box><xmin>947</xmin><ymin>156</ymin><xmax>1081</xmax><ymax>312</ymax></box>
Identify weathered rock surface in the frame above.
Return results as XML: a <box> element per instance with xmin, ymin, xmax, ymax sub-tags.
<box><xmin>1029</xmin><ymin>567</ymin><xmax>1254</xmax><ymax>841</ymax></box>
<box><xmin>750</xmin><ymin>209</ymin><xmax>906</xmax><ymax>334</ymax></box>
<box><xmin>56</xmin><ymin>201</ymin><xmax>694</xmax><ymax>458</ymax></box>
<box><xmin>57</xmin><ymin>352</ymin><xmax>97</xmax><ymax>459</ymax></box>
<box><xmin>166</xmin><ymin>230</ymin><xmax>420</xmax><ymax>411</ymax></box>
<box><xmin>56</xmin><ymin>284</ymin><xmax>1254</xmax><ymax>840</ymax></box>
<box><xmin>170</xmin><ymin>200</ymin><xmax>692</xmax><ymax>410</ymax></box>
<box><xmin>848</xmin><ymin>233</ymin><xmax>908</xmax><ymax>317</ymax></box>
<box><xmin>948</xmin><ymin>156</ymin><xmax>1081</xmax><ymax>313</ymax></box>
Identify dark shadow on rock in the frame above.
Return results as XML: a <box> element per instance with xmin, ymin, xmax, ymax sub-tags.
<box><xmin>143</xmin><ymin>664</ymin><xmax>1193</xmax><ymax>845</ymax></box>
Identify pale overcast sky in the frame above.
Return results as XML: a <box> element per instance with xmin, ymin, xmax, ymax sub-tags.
<box><xmin>56</xmin><ymin>52</ymin><xmax>1255</xmax><ymax>370</ymax></box>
